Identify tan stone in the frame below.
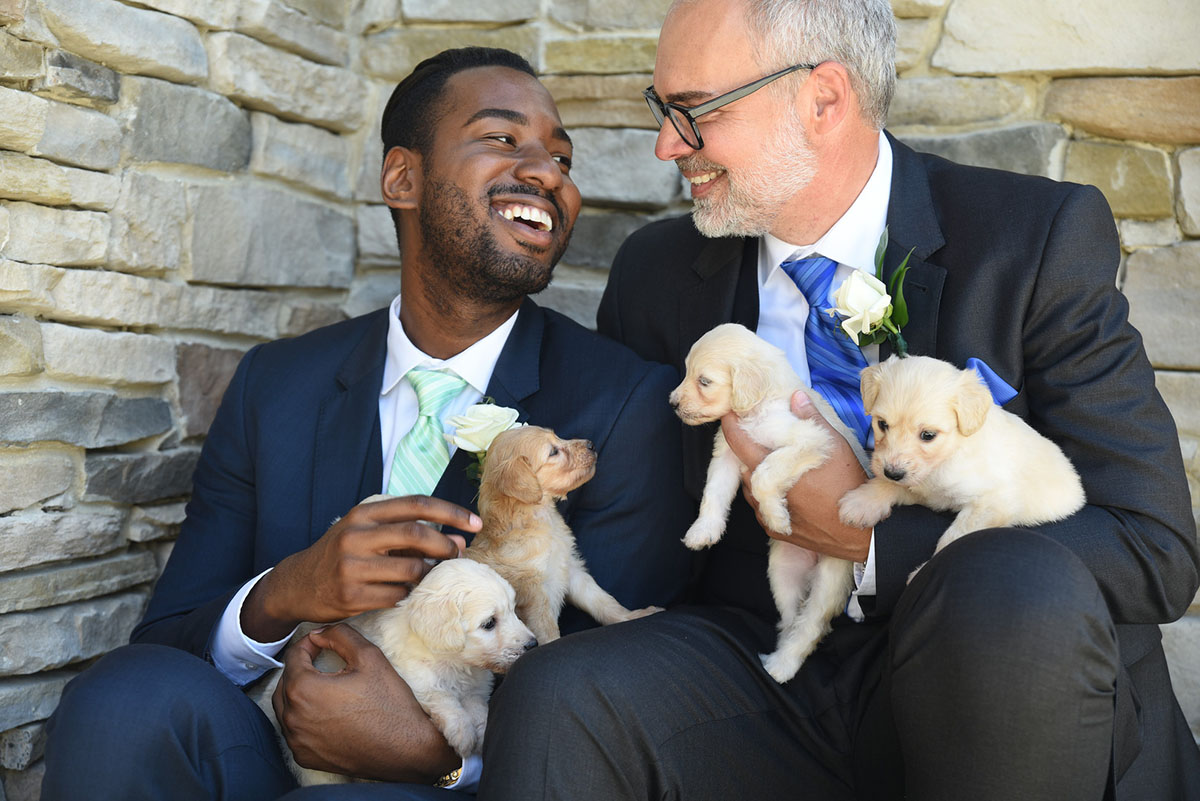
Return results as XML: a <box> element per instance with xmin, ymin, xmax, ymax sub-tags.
<box><xmin>544</xmin><ymin>35</ymin><xmax>657</xmax><ymax>74</ymax></box>
<box><xmin>0</xmin><ymin>151</ymin><xmax>119</xmax><ymax>211</ymax></box>
<box><xmin>1119</xmin><ymin>218</ymin><xmax>1181</xmax><ymax>250</ymax></box>
<box><xmin>129</xmin><ymin>0</ymin><xmax>239</xmax><ymax>28</ymax></box>
<box><xmin>0</xmin><ymin>201</ymin><xmax>109</xmax><ymax>266</ymax></box>
<box><xmin>0</xmin><ymin>85</ymin><xmax>49</xmax><ymax>152</ymax></box>
<box><xmin>896</xmin><ymin>17</ymin><xmax>935</xmax><ymax>73</ymax></box>
<box><xmin>361</xmin><ymin>26</ymin><xmax>541</xmax><ymax>81</ymax></box>
<box><xmin>1179</xmin><ymin>148</ymin><xmax>1200</xmax><ymax>237</ymax></box>
<box><xmin>0</xmin><ymin>449</ymin><xmax>74</xmax><ymax>515</ymax></box>
<box><xmin>542</xmin><ymin>73</ymin><xmax>656</xmax><ymax>129</ymax></box>
<box><xmin>548</xmin><ymin>0</ymin><xmax>673</xmax><ymax>30</ymax></box>
<box><xmin>1157</xmin><ymin>371</ymin><xmax>1200</xmax><ymax>439</ymax></box>
<box><xmin>1064</xmin><ymin>142</ymin><xmax>1173</xmax><ymax>219</ymax></box>
<box><xmin>1123</xmin><ymin>241</ymin><xmax>1200</xmax><ymax>371</ymax></box>
<box><xmin>935</xmin><ymin>0</ymin><xmax>1200</xmax><ymax>75</ymax></box>
<box><xmin>236</xmin><ymin>0</ymin><xmax>350</xmax><ymax>67</ymax></box>
<box><xmin>176</xmin><ymin>344</ymin><xmax>244</xmax><ymax>438</ymax></box>
<box><xmin>0</xmin><ymin>314</ymin><xmax>43</xmax><ymax>377</ymax></box>
<box><xmin>1046</xmin><ymin>77</ymin><xmax>1200</xmax><ymax>145</ymax></box>
<box><xmin>107</xmin><ymin>170</ymin><xmax>189</xmax><ymax>274</ymax></box>
<box><xmin>283</xmin><ymin>0</ymin><xmax>353</xmax><ymax>28</ymax></box>
<box><xmin>400</xmin><ymin>0</ymin><xmax>539</xmax><ymax>23</ymax></box>
<box><xmin>0</xmin><ymin>0</ymin><xmax>25</xmax><ymax>24</ymax></box>
<box><xmin>0</xmin><ymin>28</ymin><xmax>44</xmax><ymax>81</ymax></box>
<box><xmin>41</xmin><ymin>323</ymin><xmax>176</xmax><ymax>385</ymax></box>
<box><xmin>891</xmin><ymin>0</ymin><xmax>947</xmax><ymax>17</ymax></box>
<box><xmin>888</xmin><ymin>78</ymin><xmax>1027</xmax><ymax>127</ymax></box>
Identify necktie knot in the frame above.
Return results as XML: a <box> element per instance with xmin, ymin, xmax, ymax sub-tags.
<box><xmin>386</xmin><ymin>368</ymin><xmax>467</xmax><ymax>498</ymax></box>
<box><xmin>407</xmin><ymin>368</ymin><xmax>466</xmax><ymax>419</ymax></box>
<box><xmin>781</xmin><ymin>255</ymin><xmax>839</xmax><ymax>310</ymax></box>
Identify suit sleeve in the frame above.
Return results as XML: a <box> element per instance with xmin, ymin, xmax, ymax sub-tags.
<box><xmin>557</xmin><ymin>361</ymin><xmax>697</xmax><ymax>635</ymax></box>
<box><xmin>872</xmin><ymin>185</ymin><xmax>1199</xmax><ymax>623</ymax></box>
<box><xmin>130</xmin><ymin>345</ymin><xmax>265</xmax><ymax>658</ymax></box>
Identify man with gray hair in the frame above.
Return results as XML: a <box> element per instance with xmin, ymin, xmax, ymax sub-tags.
<box><xmin>478</xmin><ymin>1</ymin><xmax>1200</xmax><ymax>799</ymax></box>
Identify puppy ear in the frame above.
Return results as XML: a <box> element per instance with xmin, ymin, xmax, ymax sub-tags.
<box><xmin>953</xmin><ymin>369</ymin><xmax>994</xmax><ymax>437</ymax></box>
<box><xmin>859</xmin><ymin>363</ymin><xmax>883</xmax><ymax>414</ymax></box>
<box><xmin>408</xmin><ymin>585</ymin><xmax>468</xmax><ymax>653</ymax></box>
<box><xmin>729</xmin><ymin>360</ymin><xmax>770</xmax><ymax>413</ymax></box>
<box><xmin>491</xmin><ymin>454</ymin><xmax>543</xmax><ymax>504</ymax></box>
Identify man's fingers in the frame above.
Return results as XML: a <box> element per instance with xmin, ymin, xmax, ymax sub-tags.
<box><xmin>355</xmin><ymin>495</ymin><xmax>481</xmax><ymax>533</ymax></box>
<box><xmin>308</xmin><ymin>623</ymin><xmax>381</xmax><ymax>670</ymax></box>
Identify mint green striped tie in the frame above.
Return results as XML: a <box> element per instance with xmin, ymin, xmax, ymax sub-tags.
<box><xmin>386</xmin><ymin>368</ymin><xmax>467</xmax><ymax>497</ymax></box>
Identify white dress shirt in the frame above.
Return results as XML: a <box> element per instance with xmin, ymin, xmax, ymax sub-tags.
<box><xmin>754</xmin><ymin>130</ymin><xmax>893</xmax><ymax>620</ymax></box>
<box><xmin>211</xmin><ymin>295</ymin><xmax>517</xmax><ymax>790</ymax></box>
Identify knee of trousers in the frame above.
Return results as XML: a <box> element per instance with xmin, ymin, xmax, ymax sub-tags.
<box><xmin>892</xmin><ymin>529</ymin><xmax>1117</xmax><ymax>673</ymax></box>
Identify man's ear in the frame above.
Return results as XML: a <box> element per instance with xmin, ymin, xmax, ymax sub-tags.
<box><xmin>381</xmin><ymin>145</ymin><xmax>421</xmax><ymax>209</ymax></box>
<box><xmin>805</xmin><ymin>61</ymin><xmax>852</xmax><ymax>135</ymax></box>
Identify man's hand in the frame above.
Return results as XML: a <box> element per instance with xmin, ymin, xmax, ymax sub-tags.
<box><xmin>721</xmin><ymin>391</ymin><xmax>872</xmax><ymax>562</ymax></box>
<box><xmin>272</xmin><ymin>624</ymin><xmax>460</xmax><ymax>783</ymax></box>
<box><xmin>243</xmin><ymin>495</ymin><xmax>478</xmax><ymax>642</ymax></box>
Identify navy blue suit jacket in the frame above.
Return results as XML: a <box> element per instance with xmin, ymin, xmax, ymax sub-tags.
<box><xmin>133</xmin><ymin>298</ymin><xmax>695</xmax><ymax>659</ymax></box>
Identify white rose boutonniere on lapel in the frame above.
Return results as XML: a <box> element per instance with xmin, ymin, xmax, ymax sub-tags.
<box><xmin>446</xmin><ymin>401</ymin><xmax>523</xmax><ymax>483</ymax></box>
<box><xmin>830</xmin><ymin>226</ymin><xmax>914</xmax><ymax>356</ymax></box>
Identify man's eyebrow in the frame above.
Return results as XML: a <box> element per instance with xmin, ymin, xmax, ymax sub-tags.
<box><xmin>465</xmin><ymin>108</ymin><xmax>573</xmax><ymax>147</ymax></box>
<box><xmin>661</xmin><ymin>89</ymin><xmax>715</xmax><ymax>106</ymax></box>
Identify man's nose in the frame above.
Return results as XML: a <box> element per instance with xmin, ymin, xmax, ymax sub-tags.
<box><xmin>515</xmin><ymin>145</ymin><xmax>564</xmax><ymax>191</ymax></box>
<box><xmin>654</xmin><ymin>119</ymin><xmax>693</xmax><ymax>163</ymax></box>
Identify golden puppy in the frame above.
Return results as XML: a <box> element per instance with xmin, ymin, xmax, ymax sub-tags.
<box><xmin>465</xmin><ymin>425</ymin><xmax>660</xmax><ymax>644</ymax></box>
<box><xmin>838</xmin><ymin>355</ymin><xmax>1086</xmax><ymax>564</ymax></box>
<box><xmin>671</xmin><ymin>323</ymin><xmax>867</xmax><ymax>683</ymax></box>
<box><xmin>251</xmin><ymin>557</ymin><xmax>536</xmax><ymax>786</ymax></box>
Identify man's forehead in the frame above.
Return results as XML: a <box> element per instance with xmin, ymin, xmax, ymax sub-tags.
<box><xmin>442</xmin><ymin>66</ymin><xmax>557</xmax><ymax>119</ymax></box>
<box><xmin>654</xmin><ymin>0</ymin><xmax>757</xmax><ymax>102</ymax></box>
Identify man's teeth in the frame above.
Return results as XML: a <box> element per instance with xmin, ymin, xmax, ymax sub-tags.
<box><xmin>500</xmin><ymin>205</ymin><xmax>553</xmax><ymax>232</ymax></box>
<box><xmin>688</xmin><ymin>171</ymin><xmax>723</xmax><ymax>185</ymax></box>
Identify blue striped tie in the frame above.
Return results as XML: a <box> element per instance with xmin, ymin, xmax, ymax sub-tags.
<box><xmin>780</xmin><ymin>256</ymin><xmax>871</xmax><ymax>448</ymax></box>
<box><xmin>386</xmin><ymin>368</ymin><xmax>467</xmax><ymax>497</ymax></box>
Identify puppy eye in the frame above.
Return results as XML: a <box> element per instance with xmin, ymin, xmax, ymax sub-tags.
<box><xmin>920</xmin><ymin>430</ymin><xmax>937</xmax><ymax>442</ymax></box>
<box><xmin>697</xmin><ymin>376</ymin><xmax>712</xmax><ymax>387</ymax></box>
<box><xmin>481</xmin><ymin>617</ymin><xmax>496</xmax><ymax>631</ymax></box>
<box><xmin>876</xmin><ymin>419</ymin><xmax>888</xmax><ymax>433</ymax></box>
<box><xmin>548</xmin><ymin>446</ymin><xmax>559</xmax><ymax>457</ymax></box>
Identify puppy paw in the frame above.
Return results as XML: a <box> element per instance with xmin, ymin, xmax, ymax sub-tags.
<box><xmin>624</xmin><ymin>605</ymin><xmax>664</xmax><ymax>621</ymax></box>
<box><xmin>757</xmin><ymin>498</ymin><xmax>792</xmax><ymax>536</ymax></box>
<box><xmin>837</xmin><ymin>487</ymin><xmax>892</xmax><ymax>529</ymax></box>
<box><xmin>759</xmin><ymin>650</ymin><xmax>801</xmax><ymax>684</ymax></box>
<box><xmin>683</xmin><ymin>518</ymin><xmax>725</xmax><ymax>549</ymax></box>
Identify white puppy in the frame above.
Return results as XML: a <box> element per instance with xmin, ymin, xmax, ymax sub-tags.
<box><xmin>670</xmin><ymin>323</ymin><xmax>867</xmax><ymax>683</ymax></box>
<box><xmin>838</xmin><ymin>355</ymin><xmax>1086</xmax><ymax>565</ymax></box>
<box><xmin>250</xmin><ymin>556</ymin><xmax>536</xmax><ymax>787</ymax></box>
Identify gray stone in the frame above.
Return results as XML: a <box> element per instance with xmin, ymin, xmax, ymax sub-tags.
<box><xmin>32</xmin><ymin>50</ymin><xmax>120</xmax><ymax>106</ymax></box>
<box><xmin>361</xmin><ymin>26</ymin><xmax>540</xmax><ymax>82</ymax></box>
<box><xmin>0</xmin><ymin>150</ymin><xmax>120</xmax><ymax>211</ymax></box>
<box><xmin>0</xmin><ymin>592</ymin><xmax>147</xmax><ymax>674</ymax></box>
<box><xmin>283</xmin><ymin>0</ymin><xmax>353</xmax><ymax>29</ymax></box>
<box><xmin>107</xmin><ymin>170</ymin><xmax>189</xmax><ymax>274</ymax></box>
<box><xmin>356</xmin><ymin>204</ymin><xmax>398</xmax><ymax>262</ymax></box>
<box><xmin>176</xmin><ymin>344</ymin><xmax>245</xmax><ymax>438</ymax></box>
<box><xmin>548</xmin><ymin>0</ymin><xmax>672</xmax><ymax>29</ymax></box>
<box><xmin>563</xmin><ymin>210</ymin><xmax>654</xmax><ymax>269</ymax></box>
<box><xmin>0</xmin><ymin>315</ymin><xmax>43</xmax><ymax>377</ymax></box>
<box><xmin>4</xmin><ymin>759</ymin><xmax>43</xmax><ymax>800</ymax></box>
<box><xmin>126</xmin><ymin>502</ymin><xmax>187</xmax><ymax>543</ymax></box>
<box><xmin>250</xmin><ymin>112</ymin><xmax>351</xmax><ymax>198</ymax></box>
<box><xmin>0</xmin><ymin>552</ymin><xmax>157</xmax><ymax>614</ymax></box>
<box><xmin>0</xmin><ymin>449</ymin><xmax>74</xmax><ymax>515</ymax></box>
<box><xmin>0</xmin><ymin>672</ymin><xmax>71</xmax><ymax>733</ymax></box>
<box><xmin>1180</xmin><ymin>148</ymin><xmax>1200</xmax><ymax>238</ymax></box>
<box><xmin>536</xmin><ymin>265</ymin><xmax>606</xmax><ymax>329</ymax></box>
<box><xmin>1119</xmin><ymin>218</ymin><xmax>1181</xmax><ymax>250</ymax></box>
<box><xmin>125</xmin><ymin>0</ymin><xmax>239</xmax><ymax>29</ymax></box>
<box><xmin>935</xmin><ymin>0</ymin><xmax>1200</xmax><ymax>76</ymax></box>
<box><xmin>237</xmin><ymin>0</ymin><xmax>350</xmax><ymax>66</ymax></box>
<box><xmin>1124</xmin><ymin>242</ymin><xmax>1200</xmax><ymax>371</ymax></box>
<box><xmin>0</xmin><ymin>509</ymin><xmax>126</xmax><ymax>575</ymax></box>
<box><xmin>0</xmin><ymin>29</ymin><xmax>43</xmax><ymax>82</ymax></box>
<box><xmin>1163</xmin><ymin>616</ymin><xmax>1200</xmax><ymax>742</ymax></box>
<box><xmin>568</xmin><ymin>128</ymin><xmax>681</xmax><ymax>208</ymax></box>
<box><xmin>1156</xmin><ymin>371</ymin><xmax>1200</xmax><ymax>439</ymax></box>
<box><xmin>888</xmin><ymin>78</ymin><xmax>1027</xmax><ymax>128</ymax></box>
<box><xmin>898</xmin><ymin>123</ymin><xmax>1067</xmax><ymax>179</ymax></box>
<box><xmin>31</xmin><ymin>95</ymin><xmax>122</xmax><ymax>171</ymax></box>
<box><xmin>84</xmin><ymin>449</ymin><xmax>200</xmax><ymax>505</ymax></box>
<box><xmin>343</xmin><ymin>271</ymin><xmax>401</xmax><ymax>318</ymax></box>
<box><xmin>207</xmin><ymin>32</ymin><xmax>367</xmax><ymax>133</ymax></box>
<box><xmin>278</xmin><ymin>301</ymin><xmax>348</xmax><ymax>337</ymax></box>
<box><xmin>40</xmin><ymin>0</ymin><xmax>207</xmax><ymax>84</ymax></box>
<box><xmin>401</xmin><ymin>0</ymin><xmax>538</xmax><ymax>23</ymax></box>
<box><xmin>40</xmin><ymin>323</ymin><xmax>176</xmax><ymax>385</ymax></box>
<box><xmin>187</xmin><ymin>181</ymin><xmax>355</xmax><ymax>288</ymax></box>
<box><xmin>0</xmin><ymin>391</ymin><xmax>172</xmax><ymax>448</ymax></box>
<box><xmin>0</xmin><ymin>723</ymin><xmax>45</xmax><ymax>771</ymax></box>
<box><xmin>117</xmin><ymin>77</ymin><xmax>252</xmax><ymax>172</ymax></box>
<box><xmin>0</xmin><ymin>201</ymin><xmax>108</xmax><ymax>266</ymax></box>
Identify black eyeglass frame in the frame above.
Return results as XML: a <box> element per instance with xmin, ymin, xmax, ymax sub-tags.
<box><xmin>642</xmin><ymin>62</ymin><xmax>819</xmax><ymax>150</ymax></box>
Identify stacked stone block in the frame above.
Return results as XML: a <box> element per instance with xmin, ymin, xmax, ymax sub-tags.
<box><xmin>0</xmin><ymin>0</ymin><xmax>1196</xmax><ymax>796</ymax></box>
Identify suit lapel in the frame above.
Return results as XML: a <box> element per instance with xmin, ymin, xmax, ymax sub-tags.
<box><xmin>678</xmin><ymin>235</ymin><xmax>752</xmax><ymax>369</ymax></box>
<box><xmin>880</xmin><ymin>133</ymin><xmax>947</xmax><ymax>359</ymax></box>
<box><xmin>311</xmin><ymin>310</ymin><xmax>389</xmax><ymax>542</ymax></box>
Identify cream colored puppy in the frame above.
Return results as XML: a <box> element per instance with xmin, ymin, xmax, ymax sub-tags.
<box><xmin>671</xmin><ymin>323</ymin><xmax>867</xmax><ymax>684</ymax></box>
<box><xmin>251</xmin><ymin>557</ymin><xmax>536</xmax><ymax>787</ymax></box>
<box><xmin>466</xmin><ymin>425</ymin><xmax>661</xmax><ymax>645</ymax></box>
<box><xmin>838</xmin><ymin>355</ymin><xmax>1086</xmax><ymax>564</ymax></box>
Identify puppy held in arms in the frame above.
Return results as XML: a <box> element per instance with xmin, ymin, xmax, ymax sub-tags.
<box><xmin>671</xmin><ymin>323</ymin><xmax>867</xmax><ymax>684</ymax></box>
<box><xmin>465</xmin><ymin>425</ymin><xmax>662</xmax><ymax>645</ymax></box>
<box><xmin>838</xmin><ymin>355</ymin><xmax>1086</xmax><ymax>572</ymax></box>
<box><xmin>250</xmin><ymin>556</ymin><xmax>536</xmax><ymax>787</ymax></box>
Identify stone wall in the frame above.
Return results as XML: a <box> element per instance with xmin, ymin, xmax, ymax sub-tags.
<box><xmin>0</xmin><ymin>0</ymin><xmax>1196</xmax><ymax>796</ymax></box>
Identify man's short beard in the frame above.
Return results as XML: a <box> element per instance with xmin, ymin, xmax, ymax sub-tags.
<box><xmin>417</xmin><ymin>178</ymin><xmax>564</xmax><ymax>312</ymax></box>
<box><xmin>686</xmin><ymin>109</ymin><xmax>817</xmax><ymax>239</ymax></box>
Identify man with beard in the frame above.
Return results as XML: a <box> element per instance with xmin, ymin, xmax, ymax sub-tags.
<box><xmin>477</xmin><ymin>1</ymin><xmax>1200</xmax><ymax>800</ymax></box>
<box><xmin>41</xmin><ymin>47</ymin><xmax>694</xmax><ymax>801</ymax></box>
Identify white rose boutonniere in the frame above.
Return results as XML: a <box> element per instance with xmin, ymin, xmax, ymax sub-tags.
<box><xmin>446</xmin><ymin>402</ymin><xmax>523</xmax><ymax>483</ymax></box>
<box><xmin>830</xmin><ymin>226</ymin><xmax>914</xmax><ymax>356</ymax></box>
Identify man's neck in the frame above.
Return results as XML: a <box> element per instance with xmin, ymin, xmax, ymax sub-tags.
<box><xmin>398</xmin><ymin>290</ymin><xmax>521</xmax><ymax>360</ymax></box>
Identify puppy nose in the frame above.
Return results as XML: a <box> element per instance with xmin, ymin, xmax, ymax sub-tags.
<box><xmin>668</xmin><ymin>393</ymin><xmax>679</xmax><ymax>409</ymax></box>
<box><xmin>523</xmin><ymin>637</ymin><xmax>538</xmax><ymax>652</ymax></box>
<box><xmin>584</xmin><ymin>440</ymin><xmax>594</xmax><ymax>451</ymax></box>
<box><xmin>884</xmin><ymin>465</ymin><xmax>906</xmax><ymax>482</ymax></box>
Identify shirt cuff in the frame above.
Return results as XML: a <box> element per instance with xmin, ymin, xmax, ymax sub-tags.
<box><xmin>445</xmin><ymin>755</ymin><xmax>482</xmax><ymax>791</ymax></box>
<box><xmin>211</xmin><ymin>568</ymin><xmax>297</xmax><ymax>685</ymax></box>
<box><xmin>846</xmin><ymin>529</ymin><xmax>877</xmax><ymax>622</ymax></box>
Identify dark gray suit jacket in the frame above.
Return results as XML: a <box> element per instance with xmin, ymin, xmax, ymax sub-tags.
<box><xmin>597</xmin><ymin>134</ymin><xmax>1200</xmax><ymax>798</ymax></box>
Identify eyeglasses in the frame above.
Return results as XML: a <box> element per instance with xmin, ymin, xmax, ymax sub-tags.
<box><xmin>642</xmin><ymin>63</ymin><xmax>818</xmax><ymax>150</ymax></box>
